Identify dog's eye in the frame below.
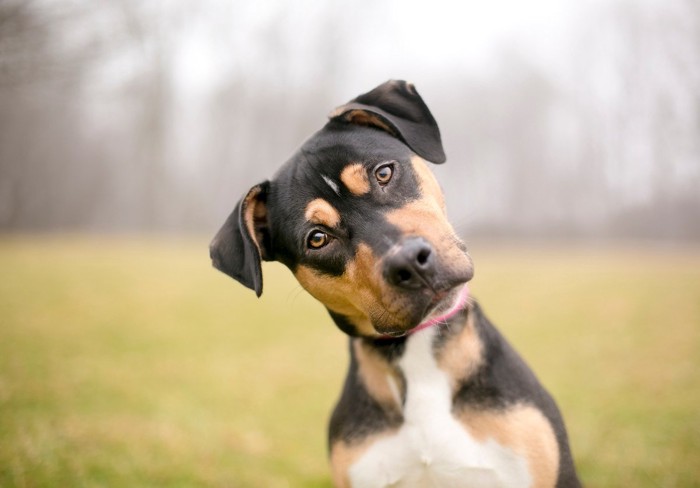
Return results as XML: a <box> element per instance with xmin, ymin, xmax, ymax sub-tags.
<box><xmin>307</xmin><ymin>231</ymin><xmax>330</xmax><ymax>249</ymax></box>
<box><xmin>375</xmin><ymin>163</ymin><xmax>394</xmax><ymax>186</ymax></box>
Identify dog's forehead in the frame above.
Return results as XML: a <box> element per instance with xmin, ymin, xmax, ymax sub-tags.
<box><xmin>268</xmin><ymin>124</ymin><xmax>429</xmax><ymax>248</ymax></box>
<box><xmin>275</xmin><ymin>127</ymin><xmax>409</xmax><ymax>207</ymax></box>
<box><xmin>289</xmin><ymin>125</ymin><xmax>412</xmax><ymax>180</ymax></box>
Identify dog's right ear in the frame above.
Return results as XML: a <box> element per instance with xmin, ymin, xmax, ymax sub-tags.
<box><xmin>329</xmin><ymin>80</ymin><xmax>446</xmax><ymax>164</ymax></box>
<box><xmin>209</xmin><ymin>181</ymin><xmax>271</xmax><ymax>297</ymax></box>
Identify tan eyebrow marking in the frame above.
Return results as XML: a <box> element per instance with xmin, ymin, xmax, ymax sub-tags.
<box><xmin>340</xmin><ymin>163</ymin><xmax>371</xmax><ymax>195</ymax></box>
<box><xmin>304</xmin><ymin>198</ymin><xmax>341</xmax><ymax>228</ymax></box>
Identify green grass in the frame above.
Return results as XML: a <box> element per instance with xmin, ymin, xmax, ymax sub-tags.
<box><xmin>1</xmin><ymin>236</ymin><xmax>699</xmax><ymax>487</ymax></box>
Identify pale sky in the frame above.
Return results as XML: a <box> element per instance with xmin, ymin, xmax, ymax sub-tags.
<box><xmin>171</xmin><ymin>0</ymin><xmax>605</xmax><ymax>99</ymax></box>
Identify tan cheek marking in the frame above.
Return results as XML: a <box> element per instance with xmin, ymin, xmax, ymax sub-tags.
<box><xmin>304</xmin><ymin>198</ymin><xmax>340</xmax><ymax>228</ymax></box>
<box><xmin>294</xmin><ymin>265</ymin><xmax>373</xmax><ymax>335</ymax></box>
<box><xmin>330</xmin><ymin>433</ymin><xmax>392</xmax><ymax>488</ymax></box>
<box><xmin>340</xmin><ymin>163</ymin><xmax>371</xmax><ymax>195</ymax></box>
<box><xmin>349</xmin><ymin>243</ymin><xmax>385</xmax><ymax>310</ymax></box>
<box><xmin>436</xmin><ymin>308</ymin><xmax>483</xmax><ymax>389</ymax></box>
<box><xmin>458</xmin><ymin>404</ymin><xmax>560</xmax><ymax>488</ymax></box>
<box><xmin>294</xmin><ymin>243</ymin><xmax>413</xmax><ymax>336</ymax></box>
<box><xmin>411</xmin><ymin>155</ymin><xmax>446</xmax><ymax>212</ymax></box>
<box><xmin>293</xmin><ymin>243</ymin><xmax>384</xmax><ymax>336</ymax></box>
<box><xmin>354</xmin><ymin>339</ymin><xmax>403</xmax><ymax>411</ymax></box>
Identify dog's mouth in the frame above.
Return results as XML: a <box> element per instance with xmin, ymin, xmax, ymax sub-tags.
<box><xmin>376</xmin><ymin>284</ymin><xmax>470</xmax><ymax>338</ymax></box>
<box><xmin>418</xmin><ymin>284</ymin><xmax>470</xmax><ymax>330</ymax></box>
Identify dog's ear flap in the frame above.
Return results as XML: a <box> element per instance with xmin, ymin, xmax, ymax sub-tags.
<box><xmin>209</xmin><ymin>181</ymin><xmax>271</xmax><ymax>297</ymax></box>
<box><xmin>328</xmin><ymin>80</ymin><xmax>446</xmax><ymax>164</ymax></box>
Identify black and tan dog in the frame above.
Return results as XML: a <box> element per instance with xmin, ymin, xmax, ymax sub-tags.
<box><xmin>210</xmin><ymin>80</ymin><xmax>581</xmax><ymax>487</ymax></box>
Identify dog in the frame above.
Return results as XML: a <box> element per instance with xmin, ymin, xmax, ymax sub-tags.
<box><xmin>210</xmin><ymin>80</ymin><xmax>581</xmax><ymax>487</ymax></box>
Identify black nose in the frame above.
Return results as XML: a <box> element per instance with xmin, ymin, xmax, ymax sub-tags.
<box><xmin>383</xmin><ymin>237</ymin><xmax>436</xmax><ymax>290</ymax></box>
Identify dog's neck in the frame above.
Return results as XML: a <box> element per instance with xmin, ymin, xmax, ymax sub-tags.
<box><xmin>341</xmin><ymin>304</ymin><xmax>479</xmax><ymax>420</ymax></box>
<box><xmin>354</xmin><ymin>303</ymin><xmax>474</xmax><ymax>361</ymax></box>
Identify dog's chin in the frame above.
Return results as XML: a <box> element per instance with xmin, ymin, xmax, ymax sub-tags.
<box><xmin>371</xmin><ymin>314</ymin><xmax>423</xmax><ymax>338</ymax></box>
<box><xmin>372</xmin><ymin>284</ymin><xmax>468</xmax><ymax>338</ymax></box>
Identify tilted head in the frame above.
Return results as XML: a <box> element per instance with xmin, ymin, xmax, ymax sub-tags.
<box><xmin>210</xmin><ymin>80</ymin><xmax>474</xmax><ymax>338</ymax></box>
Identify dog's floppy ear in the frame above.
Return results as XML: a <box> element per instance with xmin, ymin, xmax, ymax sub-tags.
<box><xmin>328</xmin><ymin>80</ymin><xmax>446</xmax><ymax>164</ymax></box>
<box><xmin>209</xmin><ymin>181</ymin><xmax>271</xmax><ymax>297</ymax></box>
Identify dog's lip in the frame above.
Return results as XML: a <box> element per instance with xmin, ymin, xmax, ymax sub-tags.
<box><xmin>376</xmin><ymin>284</ymin><xmax>470</xmax><ymax>339</ymax></box>
<box><xmin>409</xmin><ymin>284</ymin><xmax>470</xmax><ymax>334</ymax></box>
<box><xmin>427</xmin><ymin>288</ymin><xmax>452</xmax><ymax>312</ymax></box>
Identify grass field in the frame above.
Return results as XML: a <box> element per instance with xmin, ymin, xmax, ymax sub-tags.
<box><xmin>1</xmin><ymin>236</ymin><xmax>699</xmax><ymax>487</ymax></box>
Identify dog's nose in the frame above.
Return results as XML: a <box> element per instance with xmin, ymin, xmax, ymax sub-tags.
<box><xmin>383</xmin><ymin>237</ymin><xmax>436</xmax><ymax>290</ymax></box>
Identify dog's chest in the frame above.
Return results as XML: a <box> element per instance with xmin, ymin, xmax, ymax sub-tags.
<box><xmin>348</xmin><ymin>328</ymin><xmax>531</xmax><ymax>488</ymax></box>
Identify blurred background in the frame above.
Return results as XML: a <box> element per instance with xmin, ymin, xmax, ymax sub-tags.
<box><xmin>1</xmin><ymin>0</ymin><xmax>699</xmax><ymax>487</ymax></box>
<box><xmin>1</xmin><ymin>0</ymin><xmax>698</xmax><ymax>239</ymax></box>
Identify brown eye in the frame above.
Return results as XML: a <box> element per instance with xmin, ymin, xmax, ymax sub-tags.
<box><xmin>375</xmin><ymin>163</ymin><xmax>394</xmax><ymax>186</ymax></box>
<box><xmin>307</xmin><ymin>231</ymin><xmax>329</xmax><ymax>249</ymax></box>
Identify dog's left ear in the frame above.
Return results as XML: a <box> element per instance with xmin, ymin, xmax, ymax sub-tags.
<box><xmin>328</xmin><ymin>80</ymin><xmax>446</xmax><ymax>164</ymax></box>
<box><xmin>209</xmin><ymin>181</ymin><xmax>271</xmax><ymax>297</ymax></box>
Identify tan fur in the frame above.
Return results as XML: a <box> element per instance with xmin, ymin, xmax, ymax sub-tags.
<box><xmin>345</xmin><ymin>110</ymin><xmax>395</xmax><ymax>135</ymax></box>
<box><xmin>457</xmin><ymin>404</ymin><xmax>560</xmax><ymax>488</ymax></box>
<box><xmin>340</xmin><ymin>163</ymin><xmax>371</xmax><ymax>195</ymax></box>
<box><xmin>294</xmin><ymin>244</ymin><xmax>379</xmax><ymax>336</ymax></box>
<box><xmin>411</xmin><ymin>155</ymin><xmax>446</xmax><ymax>212</ymax></box>
<box><xmin>327</xmin><ymin>106</ymin><xmax>345</xmax><ymax>119</ymax></box>
<box><xmin>304</xmin><ymin>198</ymin><xmax>341</xmax><ymax>228</ymax></box>
<box><xmin>436</xmin><ymin>309</ymin><xmax>483</xmax><ymax>388</ymax></box>
<box><xmin>243</xmin><ymin>185</ymin><xmax>267</xmax><ymax>255</ymax></box>
<box><xmin>329</xmin><ymin>106</ymin><xmax>397</xmax><ymax>137</ymax></box>
<box><xmin>330</xmin><ymin>432</ymin><xmax>396</xmax><ymax>488</ymax></box>
<box><xmin>294</xmin><ymin>244</ymin><xmax>415</xmax><ymax>336</ymax></box>
<box><xmin>330</xmin><ymin>440</ymin><xmax>362</xmax><ymax>488</ymax></box>
<box><xmin>353</xmin><ymin>339</ymin><xmax>404</xmax><ymax>411</ymax></box>
<box><xmin>385</xmin><ymin>170</ymin><xmax>470</xmax><ymax>276</ymax></box>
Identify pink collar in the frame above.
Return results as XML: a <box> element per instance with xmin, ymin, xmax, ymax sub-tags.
<box><xmin>408</xmin><ymin>284</ymin><xmax>470</xmax><ymax>335</ymax></box>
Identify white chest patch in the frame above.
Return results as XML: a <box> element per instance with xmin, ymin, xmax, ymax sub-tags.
<box><xmin>348</xmin><ymin>328</ymin><xmax>532</xmax><ymax>488</ymax></box>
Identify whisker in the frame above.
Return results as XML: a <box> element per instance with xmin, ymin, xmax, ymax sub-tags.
<box><xmin>287</xmin><ymin>285</ymin><xmax>306</xmax><ymax>305</ymax></box>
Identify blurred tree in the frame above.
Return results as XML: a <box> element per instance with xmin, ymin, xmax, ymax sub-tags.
<box><xmin>0</xmin><ymin>0</ymin><xmax>697</xmax><ymax>240</ymax></box>
<box><xmin>0</xmin><ymin>1</ymin><xmax>86</xmax><ymax>229</ymax></box>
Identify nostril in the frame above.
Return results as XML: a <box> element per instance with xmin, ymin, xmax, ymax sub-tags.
<box><xmin>416</xmin><ymin>248</ymin><xmax>431</xmax><ymax>266</ymax></box>
<box><xmin>397</xmin><ymin>269</ymin><xmax>412</xmax><ymax>283</ymax></box>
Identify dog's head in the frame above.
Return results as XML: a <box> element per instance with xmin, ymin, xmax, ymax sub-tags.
<box><xmin>210</xmin><ymin>80</ymin><xmax>473</xmax><ymax>338</ymax></box>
